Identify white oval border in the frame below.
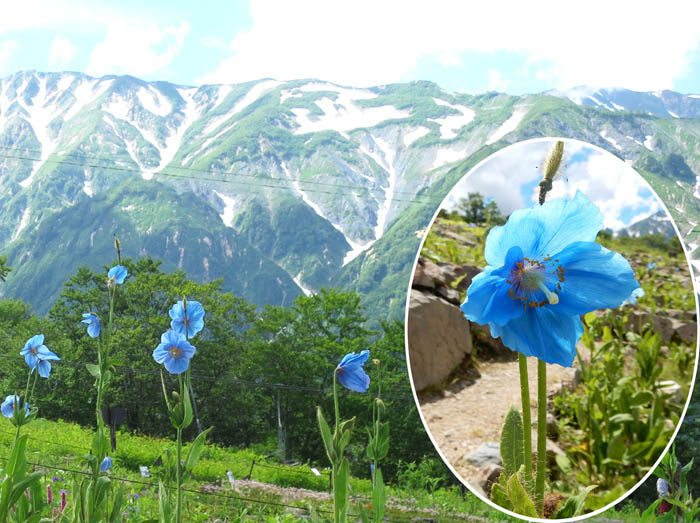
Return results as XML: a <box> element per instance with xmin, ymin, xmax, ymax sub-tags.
<box><xmin>402</xmin><ymin>136</ymin><xmax>700</xmax><ymax>523</ymax></box>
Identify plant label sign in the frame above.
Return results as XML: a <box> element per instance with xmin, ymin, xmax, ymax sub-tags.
<box><xmin>226</xmin><ymin>470</ymin><xmax>235</xmax><ymax>489</ymax></box>
<box><xmin>311</xmin><ymin>467</ymin><xmax>321</xmax><ymax>476</ymax></box>
<box><xmin>140</xmin><ymin>466</ymin><xmax>150</xmax><ymax>478</ymax></box>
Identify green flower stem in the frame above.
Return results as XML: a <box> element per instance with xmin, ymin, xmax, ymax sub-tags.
<box><xmin>333</xmin><ymin>371</ymin><xmax>340</xmax><ymax>435</ymax></box>
<box><xmin>518</xmin><ymin>353</ymin><xmax>532</xmax><ymax>477</ymax></box>
<box><xmin>176</xmin><ymin>425</ymin><xmax>183</xmax><ymax>523</ymax></box>
<box><xmin>536</xmin><ymin>359</ymin><xmax>547</xmax><ymax>514</ymax></box>
<box><xmin>29</xmin><ymin>369</ymin><xmax>38</xmax><ymax>408</ymax></box>
<box><xmin>176</xmin><ymin>373</ymin><xmax>184</xmax><ymax>523</ymax></box>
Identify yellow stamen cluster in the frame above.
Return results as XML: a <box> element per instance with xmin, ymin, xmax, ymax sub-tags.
<box><xmin>506</xmin><ymin>256</ymin><xmax>564</xmax><ymax>310</ymax></box>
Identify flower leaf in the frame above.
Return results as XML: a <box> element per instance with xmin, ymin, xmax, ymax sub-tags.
<box><xmin>500</xmin><ymin>406</ymin><xmax>525</xmax><ymax>477</ymax></box>
<box><xmin>85</xmin><ymin>363</ymin><xmax>101</xmax><ymax>379</ymax></box>
<box><xmin>184</xmin><ymin>427</ymin><xmax>212</xmax><ymax>475</ymax></box>
<box><xmin>506</xmin><ymin>468</ymin><xmax>537</xmax><ymax>517</ymax></box>
<box><xmin>316</xmin><ymin>407</ymin><xmax>336</xmax><ymax>463</ymax></box>
<box><xmin>372</xmin><ymin>467</ymin><xmax>386</xmax><ymax>522</ymax></box>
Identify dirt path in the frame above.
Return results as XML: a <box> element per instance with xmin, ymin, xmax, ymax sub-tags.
<box><xmin>418</xmin><ymin>354</ymin><xmax>579</xmax><ymax>484</ymax></box>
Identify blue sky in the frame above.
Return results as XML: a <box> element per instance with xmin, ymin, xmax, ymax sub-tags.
<box><xmin>444</xmin><ymin>139</ymin><xmax>663</xmax><ymax>231</ymax></box>
<box><xmin>1</xmin><ymin>1</ymin><xmax>699</xmax><ymax>94</ymax></box>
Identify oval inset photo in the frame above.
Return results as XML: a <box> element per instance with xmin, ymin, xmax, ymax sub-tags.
<box><xmin>405</xmin><ymin>138</ymin><xmax>698</xmax><ymax>521</ymax></box>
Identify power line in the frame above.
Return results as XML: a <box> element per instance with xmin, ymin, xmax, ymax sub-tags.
<box><xmin>0</xmin><ymin>456</ymin><xmax>422</xmax><ymax>522</ymax></box>
<box><xmin>0</xmin><ymin>148</ymin><xmax>442</xmax><ymax>206</ymax></box>
<box><xmin>0</xmin><ymin>353</ymin><xmax>413</xmax><ymax>401</ymax></box>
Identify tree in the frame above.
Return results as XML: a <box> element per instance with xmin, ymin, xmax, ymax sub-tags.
<box><xmin>457</xmin><ymin>193</ymin><xmax>485</xmax><ymax>223</ymax></box>
<box><xmin>0</xmin><ymin>255</ymin><xmax>12</xmax><ymax>282</ymax></box>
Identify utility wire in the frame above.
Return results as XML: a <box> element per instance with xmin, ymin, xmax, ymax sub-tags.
<box><xmin>0</xmin><ymin>353</ymin><xmax>413</xmax><ymax>400</ymax></box>
<box><xmin>0</xmin><ymin>148</ymin><xmax>442</xmax><ymax>206</ymax></box>
<box><xmin>0</xmin><ymin>456</ymin><xmax>419</xmax><ymax>522</ymax></box>
<box><xmin>0</xmin><ymin>143</ymin><xmax>437</xmax><ymax>201</ymax></box>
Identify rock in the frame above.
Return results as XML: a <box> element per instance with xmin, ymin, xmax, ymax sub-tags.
<box><xmin>657</xmin><ymin>380</ymin><xmax>684</xmax><ymax>403</ymax></box>
<box><xmin>674</xmin><ymin>320</ymin><xmax>697</xmax><ymax>344</ymax></box>
<box><xmin>477</xmin><ymin>463</ymin><xmax>502</xmax><ymax>496</ymax></box>
<box><xmin>626</xmin><ymin>311</ymin><xmax>697</xmax><ymax>343</ymax></box>
<box><xmin>546</xmin><ymin>413</ymin><xmax>559</xmax><ymax>438</ymax></box>
<box><xmin>455</xmin><ymin>265</ymin><xmax>481</xmax><ymax>293</ymax></box>
<box><xmin>412</xmin><ymin>257</ymin><xmax>444</xmax><ymax>289</ymax></box>
<box><xmin>463</xmin><ymin>442</ymin><xmax>501</xmax><ymax>467</ymax></box>
<box><xmin>442</xmin><ymin>229</ymin><xmax>476</xmax><ymax>247</ymax></box>
<box><xmin>407</xmin><ymin>289</ymin><xmax>472</xmax><ymax>391</ymax></box>
<box><xmin>470</xmin><ymin>322</ymin><xmax>512</xmax><ymax>359</ymax></box>
<box><xmin>436</xmin><ymin>286</ymin><xmax>461</xmax><ymax>305</ymax></box>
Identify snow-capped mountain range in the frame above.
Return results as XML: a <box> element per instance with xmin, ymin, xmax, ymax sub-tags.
<box><xmin>0</xmin><ymin>71</ymin><xmax>698</xmax><ymax>318</ymax></box>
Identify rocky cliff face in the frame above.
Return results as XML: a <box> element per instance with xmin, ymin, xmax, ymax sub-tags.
<box><xmin>0</xmin><ymin>71</ymin><xmax>698</xmax><ymax>318</ymax></box>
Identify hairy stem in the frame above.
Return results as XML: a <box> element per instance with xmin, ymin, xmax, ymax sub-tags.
<box><xmin>536</xmin><ymin>359</ymin><xmax>547</xmax><ymax>514</ymax></box>
<box><xmin>518</xmin><ymin>353</ymin><xmax>532</xmax><ymax>477</ymax></box>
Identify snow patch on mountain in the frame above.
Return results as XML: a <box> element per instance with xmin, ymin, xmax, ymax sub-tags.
<box><xmin>212</xmin><ymin>84</ymin><xmax>233</xmax><ymax>111</ymax></box>
<box><xmin>600</xmin><ymin>130</ymin><xmax>622</xmax><ymax>151</ymax></box>
<box><xmin>18</xmin><ymin>76</ymin><xmax>63</xmax><ymax>187</ymax></box>
<box><xmin>214</xmin><ymin>190</ymin><xmax>236</xmax><ymax>227</ymax></box>
<box><xmin>136</xmin><ymin>86</ymin><xmax>172</xmax><ymax>116</ymax></box>
<box><xmin>63</xmin><ymin>78</ymin><xmax>113</xmax><ymax>122</ymax></box>
<box><xmin>279</xmin><ymin>161</ymin><xmax>367</xmax><ymax>266</ymax></box>
<box><xmin>485</xmin><ymin>107</ymin><xmax>527</xmax><ymax>145</ymax></box>
<box><xmin>362</xmin><ymin>135</ymin><xmax>397</xmax><ymax>240</ymax></box>
<box><xmin>83</xmin><ymin>171</ymin><xmax>93</xmax><ymax>197</ymax></box>
<box><xmin>293</xmin><ymin>272</ymin><xmax>314</xmax><ymax>296</ymax></box>
<box><xmin>291</xmin><ymin>84</ymin><xmax>409</xmax><ymax>135</ymax></box>
<box><xmin>182</xmin><ymin>122</ymin><xmax>237</xmax><ymax>165</ymax></box>
<box><xmin>403</xmin><ymin>126</ymin><xmax>430</xmax><ymax>147</ymax></box>
<box><xmin>202</xmin><ymin>79</ymin><xmax>280</xmax><ymax>135</ymax></box>
<box><xmin>12</xmin><ymin>207</ymin><xmax>30</xmax><ymax>241</ymax></box>
<box><xmin>644</xmin><ymin>135</ymin><xmax>653</xmax><ymax>150</ymax></box>
<box><xmin>429</xmin><ymin>98</ymin><xmax>475</xmax><ymax>139</ymax></box>
<box><xmin>668</xmin><ymin>110</ymin><xmax>679</xmax><ymax>118</ymax></box>
<box><xmin>431</xmin><ymin>146</ymin><xmax>467</xmax><ymax>169</ymax></box>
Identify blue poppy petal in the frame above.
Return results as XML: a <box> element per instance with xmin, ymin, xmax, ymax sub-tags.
<box><xmin>1</xmin><ymin>396</ymin><xmax>16</xmax><ymax>418</ymax></box>
<box><xmin>337</xmin><ymin>366</ymin><xmax>370</xmax><ymax>392</ymax></box>
<box><xmin>485</xmin><ymin>191</ymin><xmax>603</xmax><ymax>266</ymax></box>
<box><xmin>462</xmin><ymin>246</ymin><xmax>525</xmax><ymax>326</ymax></box>
<box><xmin>38</xmin><ymin>360</ymin><xmax>52</xmax><ymax>378</ymax></box>
<box><xmin>338</xmin><ymin>350</ymin><xmax>369</xmax><ymax>370</ymax></box>
<box><xmin>165</xmin><ymin>354</ymin><xmax>191</xmax><ymax>374</ymax></box>
<box><xmin>169</xmin><ymin>302</ymin><xmax>185</xmax><ymax>322</ymax></box>
<box><xmin>551</xmin><ymin>241</ymin><xmax>640</xmax><ymax>316</ymax></box>
<box><xmin>152</xmin><ymin>343</ymin><xmax>169</xmax><ymax>364</ymax></box>
<box><xmin>489</xmin><ymin>307</ymin><xmax>584</xmax><ymax>367</ymax></box>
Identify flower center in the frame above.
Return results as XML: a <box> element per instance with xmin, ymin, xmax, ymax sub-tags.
<box><xmin>29</xmin><ymin>347</ymin><xmax>38</xmax><ymax>356</ymax></box>
<box><xmin>168</xmin><ymin>345</ymin><xmax>183</xmax><ymax>359</ymax></box>
<box><xmin>506</xmin><ymin>256</ymin><xmax>565</xmax><ymax>309</ymax></box>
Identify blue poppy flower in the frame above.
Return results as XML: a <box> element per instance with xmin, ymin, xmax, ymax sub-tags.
<box><xmin>646</xmin><ymin>262</ymin><xmax>658</xmax><ymax>271</ymax></box>
<box><xmin>169</xmin><ymin>300</ymin><xmax>205</xmax><ymax>338</ymax></box>
<box><xmin>461</xmin><ymin>191</ymin><xmax>639</xmax><ymax>367</ymax></box>
<box><xmin>20</xmin><ymin>334</ymin><xmax>61</xmax><ymax>378</ymax></box>
<box><xmin>81</xmin><ymin>313</ymin><xmax>101</xmax><ymax>338</ymax></box>
<box><xmin>1</xmin><ymin>395</ymin><xmax>29</xmax><ymax>418</ymax></box>
<box><xmin>152</xmin><ymin>330</ymin><xmax>196</xmax><ymax>374</ymax></box>
<box><xmin>336</xmin><ymin>350</ymin><xmax>370</xmax><ymax>392</ymax></box>
<box><xmin>622</xmin><ymin>287</ymin><xmax>645</xmax><ymax>306</ymax></box>
<box><xmin>107</xmin><ymin>265</ymin><xmax>128</xmax><ymax>285</ymax></box>
<box><xmin>100</xmin><ymin>457</ymin><xmax>112</xmax><ymax>472</ymax></box>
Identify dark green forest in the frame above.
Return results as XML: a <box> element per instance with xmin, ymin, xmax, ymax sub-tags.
<box><xmin>0</xmin><ymin>257</ymin><xmax>443</xmax><ymax>483</ymax></box>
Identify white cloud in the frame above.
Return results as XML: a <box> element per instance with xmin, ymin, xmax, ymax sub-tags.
<box><xmin>541</xmin><ymin>148</ymin><xmax>662</xmax><ymax>230</ymax></box>
<box><xmin>202</xmin><ymin>0</ymin><xmax>700</xmax><ymax>91</ymax></box>
<box><xmin>49</xmin><ymin>36</ymin><xmax>77</xmax><ymax>66</ymax></box>
<box><xmin>444</xmin><ymin>139</ymin><xmax>662</xmax><ymax>231</ymax></box>
<box><xmin>487</xmin><ymin>70</ymin><xmax>510</xmax><ymax>92</ymax></box>
<box><xmin>86</xmin><ymin>21</ymin><xmax>190</xmax><ymax>78</ymax></box>
<box><xmin>0</xmin><ymin>41</ymin><xmax>17</xmax><ymax>69</ymax></box>
<box><xmin>445</xmin><ymin>141</ymin><xmax>550</xmax><ymax>214</ymax></box>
